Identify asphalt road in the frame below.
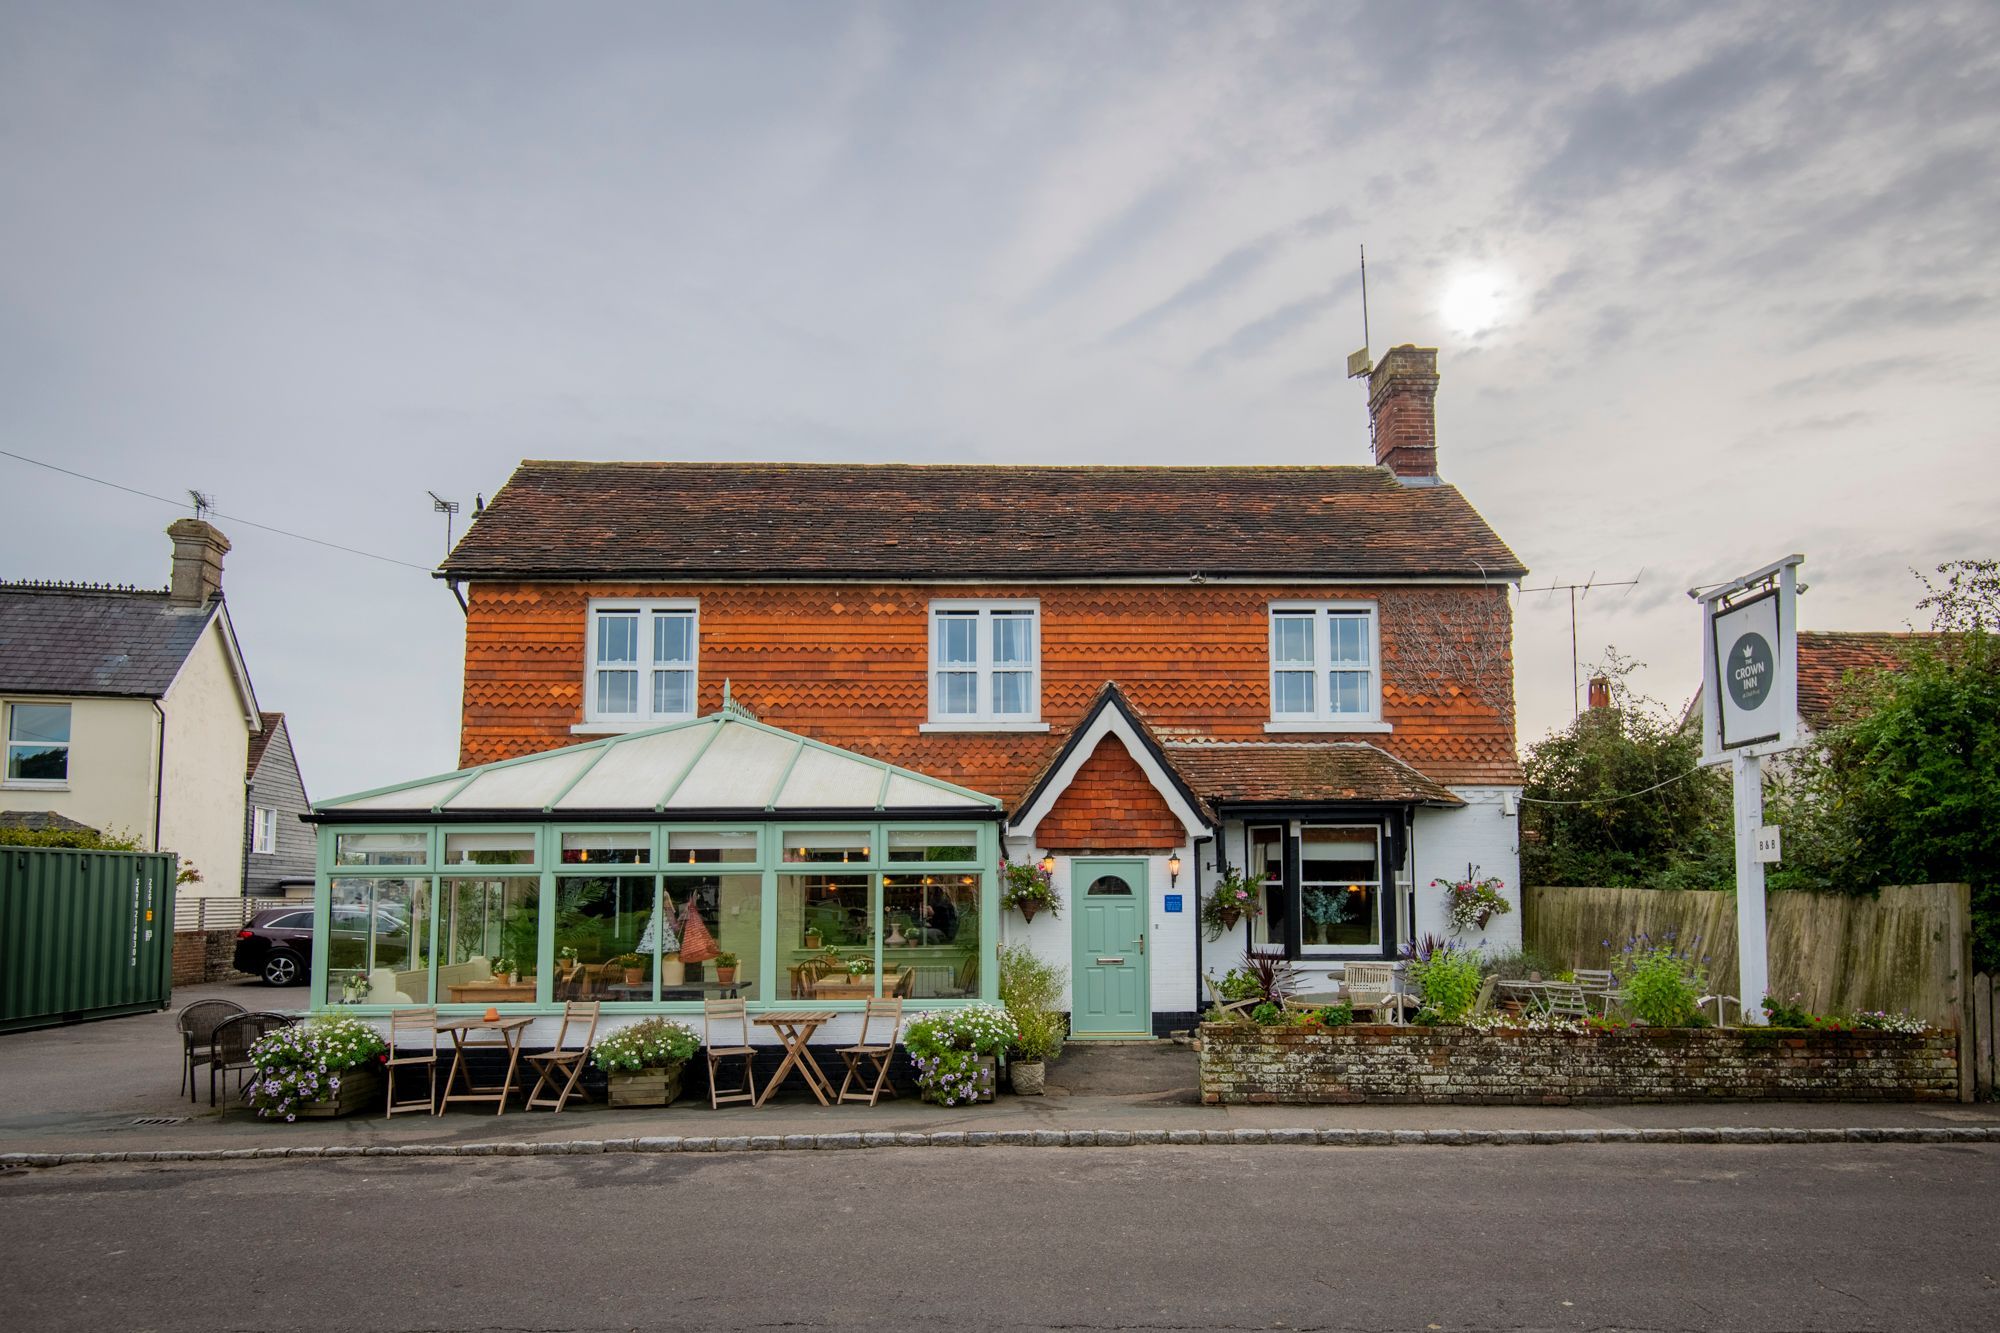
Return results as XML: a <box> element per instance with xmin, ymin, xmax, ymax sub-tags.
<box><xmin>4</xmin><ymin>1144</ymin><xmax>1996</xmax><ymax>1332</ymax></box>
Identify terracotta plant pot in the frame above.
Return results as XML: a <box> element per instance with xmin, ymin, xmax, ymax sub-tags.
<box><xmin>716</xmin><ymin>967</ymin><xmax>738</xmax><ymax>986</ymax></box>
<box><xmin>623</xmin><ymin>967</ymin><xmax>644</xmax><ymax>985</ymax></box>
<box><xmin>804</xmin><ymin>932</ymin><xmax>822</xmax><ymax>950</ymax></box>
<box><xmin>1017</xmin><ymin>902</ymin><xmax>1040</xmax><ymax>924</ymax></box>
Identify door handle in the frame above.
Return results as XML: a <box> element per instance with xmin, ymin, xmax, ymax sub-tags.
<box><xmin>1137</xmin><ymin>934</ymin><xmax>1145</xmax><ymax>954</ymax></box>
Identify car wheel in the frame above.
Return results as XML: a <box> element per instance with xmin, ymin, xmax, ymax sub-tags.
<box><xmin>263</xmin><ymin>953</ymin><xmax>303</xmax><ymax>987</ymax></box>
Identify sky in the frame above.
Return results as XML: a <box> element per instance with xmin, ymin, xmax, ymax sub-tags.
<box><xmin>2</xmin><ymin>1</ymin><xmax>1995</xmax><ymax>800</ymax></box>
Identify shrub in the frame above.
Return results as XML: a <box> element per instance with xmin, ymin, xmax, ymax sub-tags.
<box><xmin>998</xmin><ymin>943</ymin><xmax>1066</xmax><ymax>1012</ymax></box>
<box><xmin>245</xmin><ymin>1015</ymin><xmax>384</xmax><ymax>1121</ymax></box>
<box><xmin>1011</xmin><ymin>1007</ymin><xmax>1068</xmax><ymax>1063</ymax></box>
<box><xmin>904</xmin><ymin>1005</ymin><xmax>1016</xmax><ymax>1106</ymax></box>
<box><xmin>1250</xmin><ymin>1002</ymin><xmax>1283</xmax><ymax>1026</ymax></box>
<box><xmin>1299</xmin><ymin>1001</ymin><xmax>1353</xmax><ymax>1028</ymax></box>
<box><xmin>1481</xmin><ymin>947</ymin><xmax>1559</xmax><ymax>981</ymax></box>
<box><xmin>1761</xmin><ymin>993</ymin><xmax>1821</xmax><ymax>1028</ymax></box>
<box><xmin>1617</xmin><ymin>945</ymin><xmax>1706</xmax><ymax>1027</ymax></box>
<box><xmin>591</xmin><ymin>1018</ymin><xmax>698</xmax><ymax>1074</ymax></box>
<box><xmin>1405</xmin><ymin>945</ymin><xmax>1483</xmax><ymax>1021</ymax></box>
<box><xmin>1240</xmin><ymin>948</ymin><xmax>1299</xmax><ymax>1005</ymax></box>
<box><xmin>1213</xmin><ymin>968</ymin><xmax>1263</xmax><ymax>1002</ymax></box>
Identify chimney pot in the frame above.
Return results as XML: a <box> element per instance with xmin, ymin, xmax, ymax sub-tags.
<box><xmin>166</xmin><ymin>519</ymin><xmax>230</xmax><ymax>607</ymax></box>
<box><xmin>1587</xmin><ymin>674</ymin><xmax>1612</xmax><ymax>710</ymax></box>
<box><xmin>1367</xmin><ymin>344</ymin><xmax>1440</xmax><ymax>481</ymax></box>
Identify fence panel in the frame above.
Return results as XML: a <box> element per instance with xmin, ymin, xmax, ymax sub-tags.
<box><xmin>1976</xmin><ymin>972</ymin><xmax>1995</xmax><ymax>1102</ymax></box>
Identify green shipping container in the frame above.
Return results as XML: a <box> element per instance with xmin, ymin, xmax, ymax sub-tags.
<box><xmin>0</xmin><ymin>846</ymin><xmax>177</xmax><ymax>1032</ymax></box>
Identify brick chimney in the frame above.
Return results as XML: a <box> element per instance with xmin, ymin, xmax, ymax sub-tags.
<box><xmin>167</xmin><ymin>519</ymin><xmax>230</xmax><ymax>607</ymax></box>
<box><xmin>1367</xmin><ymin>344</ymin><xmax>1440</xmax><ymax>481</ymax></box>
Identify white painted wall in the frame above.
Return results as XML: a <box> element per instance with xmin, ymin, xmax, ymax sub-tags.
<box><xmin>0</xmin><ymin>695</ymin><xmax>159</xmax><ymax>841</ymax></box>
<box><xmin>1411</xmin><ymin>787</ymin><xmax>1523</xmax><ymax>957</ymax></box>
<box><xmin>158</xmin><ymin>618</ymin><xmax>254</xmax><ymax>899</ymax></box>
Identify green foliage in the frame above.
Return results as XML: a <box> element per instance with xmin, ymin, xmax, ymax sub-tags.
<box><xmin>1616</xmin><ymin>945</ymin><xmax>1707</xmax><ymax>1027</ymax></box>
<box><xmin>1000</xmin><ymin>861</ymin><xmax>1061</xmax><ymax>918</ymax></box>
<box><xmin>997</xmin><ymin>943</ymin><xmax>1069</xmax><ymax>1064</ymax></box>
<box><xmin>1298</xmin><ymin>1001</ymin><xmax>1353</xmax><ymax>1028</ymax></box>
<box><xmin>1249</xmin><ymin>1002</ymin><xmax>1283</xmax><ymax>1026</ymax></box>
<box><xmin>1200</xmin><ymin>868</ymin><xmax>1265</xmax><ymax>941</ymax></box>
<box><xmin>1214</xmin><ymin>968</ymin><xmax>1263</xmax><ymax>1002</ymax></box>
<box><xmin>905</xmin><ymin>1005</ymin><xmax>1016</xmax><ymax>1105</ymax></box>
<box><xmin>1405</xmin><ymin>946</ymin><xmax>1483</xmax><ymax>1021</ymax></box>
<box><xmin>1519</xmin><ymin>652</ymin><xmax>1732</xmax><ymax>890</ymax></box>
<box><xmin>591</xmin><ymin>1017</ymin><xmax>699</xmax><ymax>1074</ymax></box>
<box><xmin>0</xmin><ymin>824</ymin><xmax>144</xmax><ymax>851</ymax></box>
<box><xmin>1481</xmin><ymin>947</ymin><xmax>1559</xmax><ymax>981</ymax></box>
<box><xmin>1010</xmin><ymin>1007</ymin><xmax>1068</xmax><ymax>1062</ymax></box>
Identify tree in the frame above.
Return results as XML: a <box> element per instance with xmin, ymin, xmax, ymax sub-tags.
<box><xmin>1520</xmin><ymin>652</ymin><xmax>1732</xmax><ymax>890</ymax></box>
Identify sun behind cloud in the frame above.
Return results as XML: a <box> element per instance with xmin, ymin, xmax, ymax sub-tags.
<box><xmin>1439</xmin><ymin>268</ymin><xmax>1512</xmax><ymax>338</ymax></box>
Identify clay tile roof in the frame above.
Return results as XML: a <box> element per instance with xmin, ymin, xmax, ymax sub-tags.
<box><xmin>247</xmin><ymin>711</ymin><xmax>284</xmax><ymax>778</ymax></box>
<box><xmin>441</xmin><ymin>461</ymin><xmax>1526</xmax><ymax>581</ymax></box>
<box><xmin>1162</xmin><ymin>741</ymin><xmax>1464</xmax><ymax>807</ymax></box>
<box><xmin>1796</xmin><ymin>631</ymin><xmax>1938</xmax><ymax>728</ymax></box>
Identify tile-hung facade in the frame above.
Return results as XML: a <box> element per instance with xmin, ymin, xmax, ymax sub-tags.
<box><xmin>313</xmin><ymin>344</ymin><xmax>1528</xmax><ymax>1041</ymax></box>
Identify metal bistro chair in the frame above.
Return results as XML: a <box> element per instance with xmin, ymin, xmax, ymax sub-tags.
<box><xmin>526</xmin><ymin>1001</ymin><xmax>602</xmax><ymax>1113</ymax></box>
<box><xmin>209</xmin><ymin>1011</ymin><xmax>291</xmax><ymax>1108</ymax></box>
<box><xmin>835</xmin><ymin>998</ymin><xmax>904</xmax><ymax>1106</ymax></box>
<box><xmin>703</xmin><ymin>998</ymin><xmax>759</xmax><ymax>1109</ymax></box>
<box><xmin>385</xmin><ymin>1007</ymin><xmax>441</xmax><ymax>1118</ymax></box>
<box><xmin>1573</xmin><ymin>968</ymin><xmax>1624</xmax><ymax>1017</ymax></box>
<box><xmin>178</xmin><ymin>998</ymin><xmax>247</xmax><ymax>1102</ymax></box>
<box><xmin>1540</xmin><ymin>983</ymin><xmax>1591</xmax><ymax>1022</ymax></box>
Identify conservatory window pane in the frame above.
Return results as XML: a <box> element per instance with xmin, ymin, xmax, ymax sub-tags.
<box><xmin>781</xmin><ymin>873</ymin><xmax>873</xmax><ymax>993</ymax></box>
<box><xmin>561</xmin><ymin>830</ymin><xmax>650</xmax><ymax>865</ymax></box>
<box><xmin>666</xmin><ymin>830</ymin><xmax>759</xmax><ymax>864</ymax></box>
<box><xmin>659</xmin><ymin>874</ymin><xmax>761</xmax><ymax>1001</ymax></box>
<box><xmin>442</xmin><ymin>876</ymin><xmax>540</xmax><ymax>1000</ymax></box>
<box><xmin>552</xmin><ymin>876</ymin><xmax>657</xmax><ymax>1001</ymax></box>
<box><xmin>334</xmin><ymin>832</ymin><xmax>427</xmax><ymax>866</ymax></box>
<box><xmin>883</xmin><ymin>872</ymin><xmax>983</xmax><ymax>1001</ymax></box>
<box><xmin>444</xmin><ymin>832</ymin><xmax>535</xmax><ymax>866</ymax></box>
<box><xmin>782</xmin><ymin>832</ymin><xmax>871</xmax><ymax>864</ymax></box>
<box><xmin>884</xmin><ymin>829</ymin><xmax>979</xmax><ymax>863</ymax></box>
<box><xmin>325</xmin><ymin>877</ymin><xmax>432</xmax><ymax>1005</ymax></box>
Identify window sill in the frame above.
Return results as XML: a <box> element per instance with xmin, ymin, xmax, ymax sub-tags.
<box><xmin>1</xmin><ymin>780</ymin><xmax>69</xmax><ymax>791</ymax></box>
<box><xmin>570</xmin><ymin>720</ymin><xmax>694</xmax><ymax>736</ymax></box>
<box><xmin>1263</xmin><ymin>721</ymin><xmax>1393</xmax><ymax>734</ymax></box>
<box><xmin>918</xmin><ymin>721</ymin><xmax>1052</xmax><ymax>733</ymax></box>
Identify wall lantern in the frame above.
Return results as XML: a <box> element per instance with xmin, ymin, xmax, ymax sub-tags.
<box><xmin>1167</xmin><ymin>854</ymin><xmax>1182</xmax><ymax>887</ymax></box>
<box><xmin>1039</xmin><ymin>853</ymin><xmax>1056</xmax><ymax>876</ymax></box>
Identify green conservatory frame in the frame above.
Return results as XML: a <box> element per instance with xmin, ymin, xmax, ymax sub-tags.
<box><xmin>305</xmin><ymin>708</ymin><xmax>1006</xmax><ymax>1020</ymax></box>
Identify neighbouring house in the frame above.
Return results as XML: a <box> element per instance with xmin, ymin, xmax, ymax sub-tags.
<box><xmin>245</xmin><ymin>711</ymin><xmax>314</xmax><ymax>899</ymax></box>
<box><xmin>0</xmin><ymin>520</ymin><xmax>262</xmax><ymax>898</ymax></box>
<box><xmin>305</xmin><ymin>344</ymin><xmax>1527</xmax><ymax>1040</ymax></box>
<box><xmin>1682</xmin><ymin>630</ymin><xmax>1943</xmax><ymax>750</ymax></box>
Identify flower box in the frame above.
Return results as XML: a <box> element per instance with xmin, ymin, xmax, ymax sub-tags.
<box><xmin>606</xmin><ymin>1066</ymin><xmax>683</xmax><ymax>1108</ymax></box>
<box><xmin>289</xmin><ymin>1063</ymin><xmax>383</xmax><ymax>1119</ymax></box>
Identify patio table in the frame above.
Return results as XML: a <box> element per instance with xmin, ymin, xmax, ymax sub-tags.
<box><xmin>436</xmin><ymin>1015</ymin><xmax>534</xmax><ymax>1116</ymax></box>
<box><xmin>752</xmin><ymin>1010</ymin><xmax>837</xmax><ymax>1106</ymax></box>
<box><xmin>807</xmin><ymin>969</ymin><xmax>908</xmax><ymax>1000</ymax></box>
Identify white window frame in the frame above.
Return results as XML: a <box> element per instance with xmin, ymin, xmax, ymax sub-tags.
<box><xmin>252</xmin><ymin>806</ymin><xmax>277</xmax><ymax>855</ymax></box>
<box><xmin>3</xmin><ymin>700</ymin><xmax>72</xmax><ymax>789</ymax></box>
<box><xmin>921</xmin><ymin>600</ymin><xmax>1048</xmax><ymax>732</ymax></box>
<box><xmin>1297</xmin><ymin>823</ymin><xmax>1384</xmax><ymax>958</ymax></box>
<box><xmin>1265</xmin><ymin>601</ymin><xmax>1388</xmax><ymax>732</ymax></box>
<box><xmin>581</xmin><ymin>600</ymin><xmax>700</xmax><ymax>727</ymax></box>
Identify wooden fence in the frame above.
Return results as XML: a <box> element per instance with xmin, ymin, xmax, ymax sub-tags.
<box><xmin>1526</xmin><ymin>883</ymin><xmax>1980</xmax><ymax>1101</ymax></box>
<box><xmin>1974</xmin><ymin>973</ymin><xmax>1997</xmax><ymax>1102</ymax></box>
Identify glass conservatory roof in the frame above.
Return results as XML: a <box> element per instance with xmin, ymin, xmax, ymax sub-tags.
<box><xmin>315</xmin><ymin>708</ymin><xmax>1001</xmax><ymax>818</ymax></box>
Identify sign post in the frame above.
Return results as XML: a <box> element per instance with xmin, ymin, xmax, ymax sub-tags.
<box><xmin>1691</xmin><ymin>555</ymin><xmax>1802</xmax><ymax>1024</ymax></box>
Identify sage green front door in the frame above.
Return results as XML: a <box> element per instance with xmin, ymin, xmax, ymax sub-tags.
<box><xmin>1070</xmin><ymin>858</ymin><xmax>1149</xmax><ymax>1037</ymax></box>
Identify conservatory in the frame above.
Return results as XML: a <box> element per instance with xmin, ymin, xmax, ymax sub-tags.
<box><xmin>303</xmin><ymin>705</ymin><xmax>1004</xmax><ymax>1035</ymax></box>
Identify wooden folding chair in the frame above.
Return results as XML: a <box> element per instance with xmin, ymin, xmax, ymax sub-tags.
<box><xmin>1470</xmin><ymin>974</ymin><xmax>1498</xmax><ymax>1017</ymax></box>
<box><xmin>385</xmin><ymin>1007</ymin><xmax>440</xmax><ymax>1118</ymax></box>
<box><xmin>1200</xmin><ymin>971</ymin><xmax>1261</xmax><ymax>1024</ymax></box>
<box><xmin>704</xmin><ymin>998</ymin><xmax>758</xmax><ymax>1108</ymax></box>
<box><xmin>835</xmin><ymin>998</ymin><xmax>903</xmax><ymax>1105</ymax></box>
<box><xmin>1344</xmin><ymin>962</ymin><xmax>1413</xmax><ymax>1025</ymax></box>
<box><xmin>525</xmin><ymin>1001</ymin><xmax>601</xmax><ymax>1112</ymax></box>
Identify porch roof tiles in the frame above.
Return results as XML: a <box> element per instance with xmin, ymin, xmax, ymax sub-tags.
<box><xmin>1161</xmin><ymin>740</ymin><xmax>1466</xmax><ymax>807</ymax></box>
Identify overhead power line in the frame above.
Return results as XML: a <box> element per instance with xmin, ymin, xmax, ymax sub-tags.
<box><xmin>0</xmin><ymin>448</ymin><xmax>434</xmax><ymax>573</ymax></box>
<box><xmin>1516</xmin><ymin>767</ymin><xmax>1705</xmax><ymax>806</ymax></box>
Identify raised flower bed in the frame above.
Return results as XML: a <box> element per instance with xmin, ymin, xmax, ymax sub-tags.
<box><xmin>591</xmin><ymin>1017</ymin><xmax>699</xmax><ymax>1108</ymax></box>
<box><xmin>245</xmin><ymin>1014</ymin><xmax>387</xmax><ymax>1121</ymax></box>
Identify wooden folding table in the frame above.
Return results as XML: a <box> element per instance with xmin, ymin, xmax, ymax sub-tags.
<box><xmin>752</xmin><ymin>1010</ymin><xmax>836</xmax><ymax>1106</ymax></box>
<box><xmin>436</xmin><ymin>1015</ymin><xmax>534</xmax><ymax>1116</ymax></box>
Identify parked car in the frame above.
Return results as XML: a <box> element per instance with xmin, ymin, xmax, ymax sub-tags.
<box><xmin>234</xmin><ymin>905</ymin><xmax>409</xmax><ymax>986</ymax></box>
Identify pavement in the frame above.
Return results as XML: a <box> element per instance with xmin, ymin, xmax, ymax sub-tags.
<box><xmin>5</xmin><ymin>1142</ymin><xmax>1999</xmax><ymax>1331</ymax></box>
<box><xmin>3</xmin><ymin>977</ymin><xmax>1998</xmax><ymax>1160</ymax></box>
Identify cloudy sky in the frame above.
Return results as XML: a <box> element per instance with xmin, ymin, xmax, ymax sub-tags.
<box><xmin>2</xmin><ymin>1</ymin><xmax>1995</xmax><ymax>799</ymax></box>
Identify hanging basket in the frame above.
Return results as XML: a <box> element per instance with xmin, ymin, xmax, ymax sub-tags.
<box><xmin>1219</xmin><ymin>907</ymin><xmax>1242</xmax><ymax>930</ymax></box>
<box><xmin>1017</xmin><ymin>902</ymin><xmax>1040</xmax><ymax>924</ymax></box>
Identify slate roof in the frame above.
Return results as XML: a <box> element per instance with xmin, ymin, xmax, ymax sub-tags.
<box><xmin>1162</xmin><ymin>740</ymin><xmax>1465</xmax><ymax>807</ymax></box>
<box><xmin>1796</xmin><ymin>631</ymin><xmax>1938</xmax><ymax>728</ymax></box>
<box><xmin>247</xmin><ymin>711</ymin><xmax>285</xmax><ymax>778</ymax></box>
<box><xmin>441</xmin><ymin>461</ymin><xmax>1526</xmax><ymax>581</ymax></box>
<box><xmin>0</xmin><ymin>810</ymin><xmax>99</xmax><ymax>834</ymax></box>
<box><xmin>0</xmin><ymin>585</ymin><xmax>217</xmax><ymax>697</ymax></box>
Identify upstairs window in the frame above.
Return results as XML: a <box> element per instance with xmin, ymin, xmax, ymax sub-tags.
<box><xmin>252</xmin><ymin>807</ymin><xmax>277</xmax><ymax>855</ymax></box>
<box><xmin>5</xmin><ymin>702</ymin><xmax>70</xmax><ymax>784</ymax></box>
<box><xmin>929</xmin><ymin>602</ymin><xmax>1039</xmax><ymax>723</ymax></box>
<box><xmin>1269</xmin><ymin>604</ymin><xmax>1379</xmax><ymax>722</ymax></box>
<box><xmin>587</xmin><ymin>601</ymin><xmax>697</xmax><ymax>723</ymax></box>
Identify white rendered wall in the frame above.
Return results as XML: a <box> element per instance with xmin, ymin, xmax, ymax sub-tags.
<box><xmin>158</xmin><ymin>619</ymin><xmax>253</xmax><ymax>899</ymax></box>
<box><xmin>1411</xmin><ymin>787</ymin><xmax>1523</xmax><ymax>956</ymax></box>
<box><xmin>0</xmin><ymin>695</ymin><xmax>157</xmax><ymax>842</ymax></box>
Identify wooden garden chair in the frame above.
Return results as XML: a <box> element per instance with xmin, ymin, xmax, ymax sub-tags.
<box><xmin>525</xmin><ymin>1001</ymin><xmax>601</xmax><ymax>1113</ymax></box>
<box><xmin>385</xmin><ymin>1007</ymin><xmax>440</xmax><ymax>1118</ymax></box>
<box><xmin>1200</xmin><ymin>971</ymin><xmax>1260</xmax><ymax>1024</ymax></box>
<box><xmin>1343</xmin><ymin>962</ymin><xmax>1413</xmax><ymax>1025</ymax></box>
<box><xmin>1470</xmin><ymin>973</ymin><xmax>1498</xmax><ymax>1017</ymax></box>
<box><xmin>835</xmin><ymin>997</ymin><xmax>903</xmax><ymax>1105</ymax></box>
<box><xmin>703</xmin><ymin>998</ymin><xmax>759</xmax><ymax>1108</ymax></box>
<box><xmin>209</xmin><ymin>1012</ymin><xmax>290</xmax><ymax>1107</ymax></box>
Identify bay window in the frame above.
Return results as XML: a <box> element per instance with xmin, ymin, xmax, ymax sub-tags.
<box><xmin>586</xmin><ymin>601</ymin><xmax>697</xmax><ymax>724</ymax></box>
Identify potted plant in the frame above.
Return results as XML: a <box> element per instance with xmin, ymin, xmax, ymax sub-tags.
<box><xmin>613</xmin><ymin>952</ymin><xmax>645</xmax><ymax>985</ymax></box>
<box><xmin>558</xmin><ymin>945</ymin><xmax>580</xmax><ymax>979</ymax></box>
<box><xmin>803</xmin><ymin>926</ymin><xmax>823</xmax><ymax>951</ymax></box>
<box><xmin>998</xmin><ymin>941</ymin><xmax>1069</xmax><ymax>1095</ymax></box>
<box><xmin>590</xmin><ymin>1017</ymin><xmax>699</xmax><ymax>1107</ymax></box>
<box><xmin>714</xmin><ymin>951</ymin><xmax>740</xmax><ymax>986</ymax></box>
<box><xmin>902</xmin><ymin>1004</ymin><xmax>1017</xmax><ymax>1105</ymax></box>
<box><xmin>1000</xmin><ymin>860</ymin><xmax>1060</xmax><ymax>923</ymax></box>
<box><xmin>845</xmin><ymin>956</ymin><xmax>872</xmax><ymax>978</ymax></box>
<box><xmin>244</xmin><ymin>1015</ymin><xmax>386</xmax><ymax>1121</ymax></box>
<box><xmin>1199</xmin><ymin>869</ymin><xmax>1264</xmax><ymax>940</ymax></box>
<box><xmin>1006</xmin><ymin>1008</ymin><xmax>1067</xmax><ymax>1095</ymax></box>
<box><xmin>1434</xmin><ymin>872</ymin><xmax>1512</xmax><ymax>934</ymax></box>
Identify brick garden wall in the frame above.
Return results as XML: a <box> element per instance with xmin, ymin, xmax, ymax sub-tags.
<box><xmin>1198</xmin><ymin>1023</ymin><xmax>1960</xmax><ymax>1105</ymax></box>
<box><xmin>172</xmin><ymin>929</ymin><xmax>248</xmax><ymax>987</ymax></box>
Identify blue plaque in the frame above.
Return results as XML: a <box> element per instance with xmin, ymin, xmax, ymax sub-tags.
<box><xmin>1164</xmin><ymin>893</ymin><xmax>1184</xmax><ymax>913</ymax></box>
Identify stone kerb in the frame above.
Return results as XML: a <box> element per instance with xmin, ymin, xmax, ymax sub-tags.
<box><xmin>1195</xmin><ymin>1022</ymin><xmax>1960</xmax><ymax>1105</ymax></box>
